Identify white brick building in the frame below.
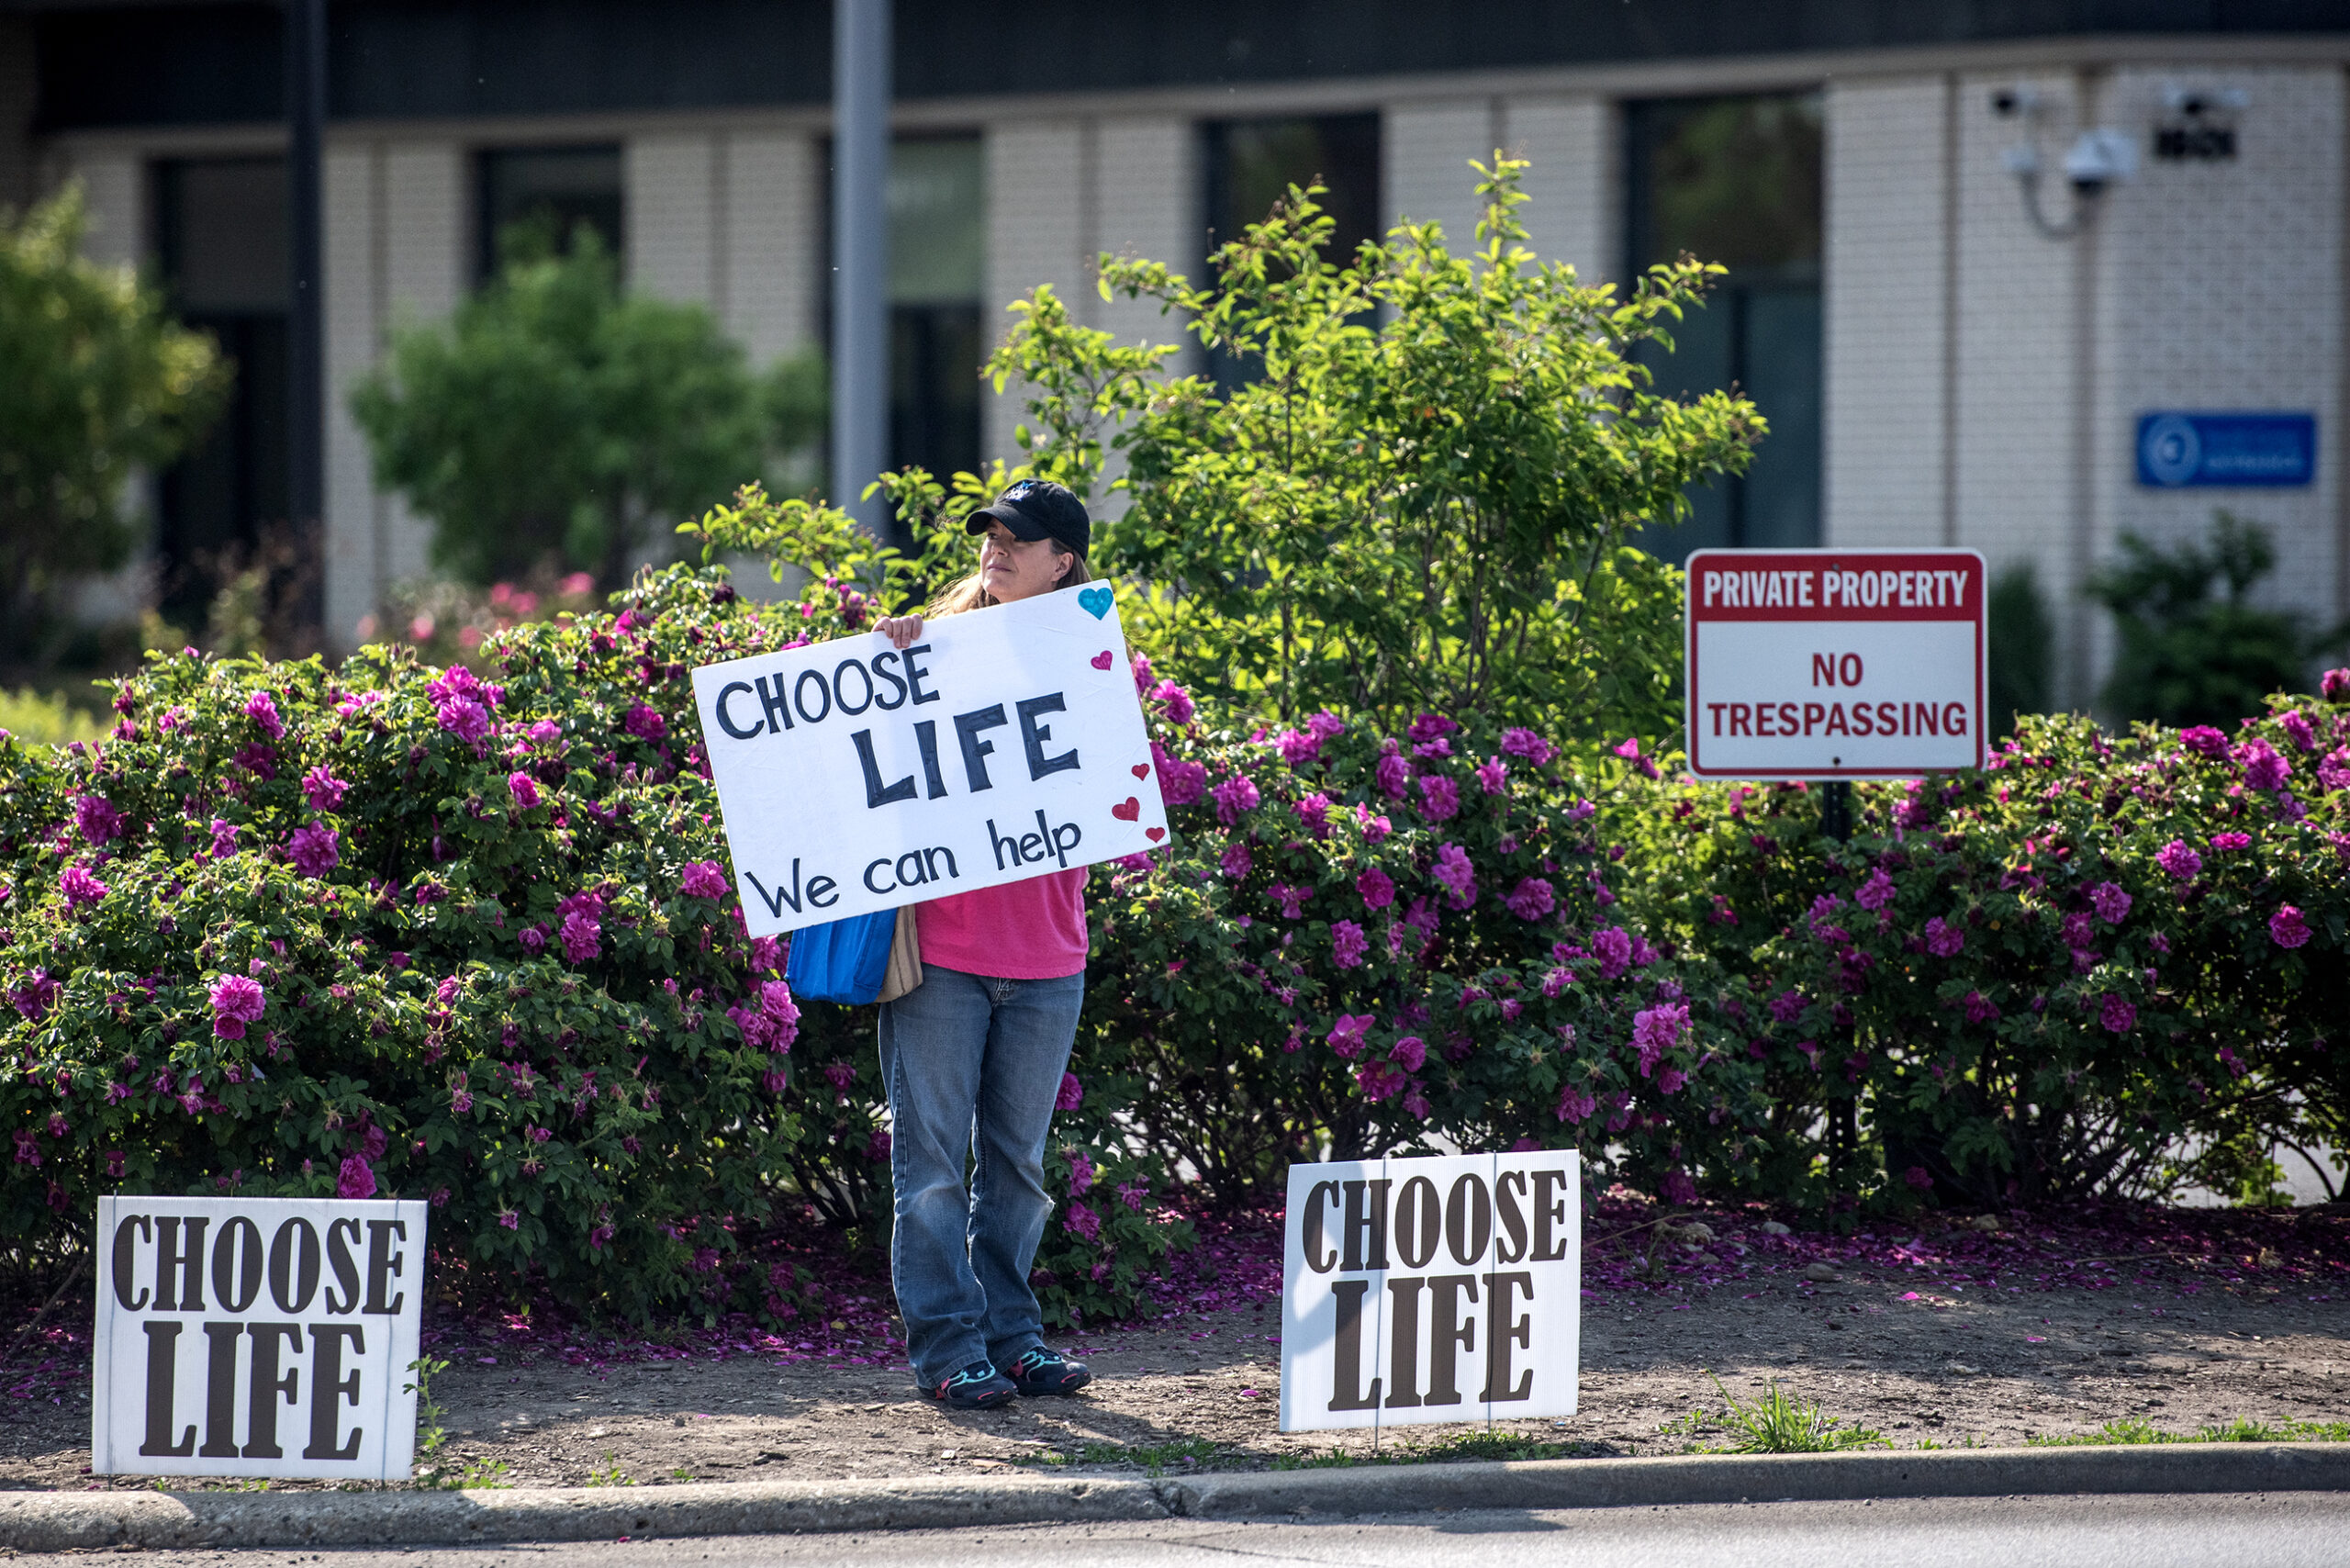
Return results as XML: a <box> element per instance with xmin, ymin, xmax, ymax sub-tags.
<box><xmin>5</xmin><ymin>6</ymin><xmax>2344</xmax><ymax>710</ymax></box>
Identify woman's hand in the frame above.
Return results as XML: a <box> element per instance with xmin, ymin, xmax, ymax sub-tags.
<box><xmin>875</xmin><ymin>614</ymin><xmax>926</xmax><ymax>650</ymax></box>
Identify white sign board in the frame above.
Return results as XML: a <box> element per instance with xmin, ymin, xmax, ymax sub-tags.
<box><xmin>93</xmin><ymin>1196</ymin><xmax>428</xmax><ymax>1480</ymax></box>
<box><xmin>1280</xmin><ymin>1151</ymin><xmax>1580</xmax><ymax>1433</ymax></box>
<box><xmin>1684</xmin><ymin>548</ymin><xmax>1987</xmax><ymax>779</ymax></box>
<box><xmin>691</xmin><ymin>587</ymin><xmax>1169</xmax><ymax>935</ymax></box>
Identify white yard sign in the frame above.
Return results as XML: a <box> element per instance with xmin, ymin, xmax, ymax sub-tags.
<box><xmin>93</xmin><ymin>1196</ymin><xmax>428</xmax><ymax>1480</ymax></box>
<box><xmin>1280</xmin><ymin>1151</ymin><xmax>1580</xmax><ymax>1434</ymax></box>
<box><xmin>691</xmin><ymin>586</ymin><xmax>1169</xmax><ymax>934</ymax></box>
<box><xmin>1684</xmin><ymin>548</ymin><xmax>1987</xmax><ymax>780</ymax></box>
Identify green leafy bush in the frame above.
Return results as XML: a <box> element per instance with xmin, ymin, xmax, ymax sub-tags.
<box><xmin>979</xmin><ymin>158</ymin><xmax>1756</xmax><ymax>741</ymax></box>
<box><xmin>0</xmin><ymin>185</ymin><xmax>229</xmax><ymax>661</ymax></box>
<box><xmin>352</xmin><ymin>230</ymin><xmax>824</xmax><ymax>593</ymax></box>
<box><xmin>2088</xmin><ymin>510</ymin><xmax>2349</xmax><ymax>729</ymax></box>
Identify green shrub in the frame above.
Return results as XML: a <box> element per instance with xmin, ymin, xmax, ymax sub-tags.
<box><xmin>0</xmin><ymin>185</ymin><xmax>229</xmax><ymax>661</ymax></box>
<box><xmin>2087</xmin><ymin>510</ymin><xmax>2349</xmax><ymax>729</ymax></box>
<box><xmin>352</xmin><ymin>229</ymin><xmax>824</xmax><ymax>593</ymax></box>
<box><xmin>1987</xmin><ymin>560</ymin><xmax>2054</xmax><ymax>734</ymax></box>
<box><xmin>0</xmin><ymin>688</ymin><xmax>108</xmax><ymax>747</ymax></box>
<box><xmin>979</xmin><ymin>157</ymin><xmax>1756</xmax><ymax>741</ymax></box>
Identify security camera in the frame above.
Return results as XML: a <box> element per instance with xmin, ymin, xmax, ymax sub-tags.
<box><xmin>2162</xmin><ymin>84</ymin><xmax>2249</xmax><ymax>115</ymax></box>
<box><xmin>1990</xmin><ymin>85</ymin><xmax>2045</xmax><ymax>118</ymax></box>
<box><xmin>2063</xmin><ymin>129</ymin><xmax>2139</xmax><ymax>196</ymax></box>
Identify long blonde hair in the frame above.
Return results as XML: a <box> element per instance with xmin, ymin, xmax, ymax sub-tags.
<box><xmin>926</xmin><ymin>541</ymin><xmax>1093</xmax><ymax>617</ymax></box>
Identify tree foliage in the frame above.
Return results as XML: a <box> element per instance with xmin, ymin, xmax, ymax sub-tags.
<box><xmin>2088</xmin><ymin>510</ymin><xmax>2347</xmax><ymax>729</ymax></box>
<box><xmin>979</xmin><ymin>157</ymin><xmax>1759</xmax><ymax>739</ymax></box>
<box><xmin>0</xmin><ymin>185</ymin><xmax>229</xmax><ymax>658</ymax></box>
<box><xmin>352</xmin><ymin>229</ymin><xmax>824</xmax><ymax>593</ymax></box>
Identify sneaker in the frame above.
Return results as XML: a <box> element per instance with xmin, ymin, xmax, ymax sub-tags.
<box><xmin>923</xmin><ymin>1360</ymin><xmax>1016</xmax><ymax>1409</ymax></box>
<box><xmin>1006</xmin><ymin>1348</ymin><xmax>1093</xmax><ymax>1396</ymax></box>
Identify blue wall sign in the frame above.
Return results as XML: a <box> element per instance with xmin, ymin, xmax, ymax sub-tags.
<box><xmin>2136</xmin><ymin>412</ymin><xmax>2316</xmax><ymax>488</ymax></box>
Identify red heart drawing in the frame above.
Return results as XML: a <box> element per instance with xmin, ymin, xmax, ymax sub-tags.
<box><xmin>1090</xmin><ymin>650</ymin><xmax>1113</xmax><ymax>670</ymax></box>
<box><xmin>1111</xmin><ymin>797</ymin><xmax>1140</xmax><ymax>822</ymax></box>
<box><xmin>1131</xmin><ymin>764</ymin><xmax>1149</xmax><ymax>779</ymax></box>
<box><xmin>1146</xmin><ymin>826</ymin><xmax>1167</xmax><ymax>842</ymax></box>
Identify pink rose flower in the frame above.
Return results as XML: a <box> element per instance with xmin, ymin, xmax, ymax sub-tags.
<box><xmin>1432</xmin><ymin>843</ymin><xmax>1475</xmax><ymax>905</ymax></box>
<box><xmin>437</xmin><ymin>696</ymin><xmax>489</xmax><ymax>743</ymax></box>
<box><xmin>286</xmin><ymin>822</ymin><xmax>340</xmax><ymax>879</ymax></box>
<box><xmin>1923</xmin><ymin>916</ymin><xmax>1964</xmax><ymax>958</ymax></box>
<box><xmin>1357</xmin><ymin>867</ymin><xmax>1395</xmax><ymax>910</ymax></box>
<box><xmin>1219</xmin><ymin>842</ymin><xmax>1252</xmax><ymax>880</ymax></box>
<box><xmin>2155</xmin><ymin>840</ymin><xmax>2202</xmax><ymax>881</ymax></box>
<box><xmin>1331</xmin><ymin>919</ymin><xmax>1369</xmax><ymax>969</ymax></box>
<box><xmin>681</xmin><ymin>859</ymin><xmax>728</xmax><ymax>899</ymax></box>
<box><xmin>209</xmin><ymin>974</ymin><xmax>265</xmax><ymax>1038</ymax></box>
<box><xmin>1326</xmin><ymin>1014</ymin><xmax>1374</xmax><ymax>1058</ymax></box>
<box><xmin>1417</xmin><ymin>774</ymin><xmax>1460</xmax><ymax>823</ymax></box>
<box><xmin>1148</xmin><ymin>679</ymin><xmax>1194</xmax><ymax>724</ymax></box>
<box><xmin>73</xmin><ymin>795</ymin><xmax>123</xmax><ymax>844</ymax></box>
<box><xmin>507</xmin><ymin>771</ymin><xmax>542</xmax><ymax>810</ymax></box>
<box><xmin>1854</xmin><ymin>868</ymin><xmax>1896</xmax><ymax>911</ymax></box>
<box><xmin>1505</xmin><ymin>877</ymin><xmax>1556</xmax><ymax>922</ymax></box>
<box><xmin>1212</xmin><ymin>774</ymin><xmax>1260</xmax><ymax>825</ymax></box>
<box><xmin>2270</xmin><ymin>904</ymin><xmax>2311</xmax><ymax>949</ymax></box>
<box><xmin>1500</xmin><ymin>727</ymin><xmax>1553</xmax><ymax>766</ymax></box>
<box><xmin>1374</xmin><ymin>751</ymin><xmax>1412</xmax><ymax>800</ymax></box>
<box><xmin>302</xmin><ymin>766</ymin><xmax>349</xmax><ymax>811</ymax></box>
<box><xmin>1056</xmin><ymin>1072</ymin><xmax>1084</xmax><ymax>1111</ymax></box>
<box><xmin>2099</xmin><ymin>994</ymin><xmax>2137</xmax><ymax>1035</ymax></box>
<box><xmin>243</xmin><ymin>689</ymin><xmax>285</xmax><ymax>740</ymax></box>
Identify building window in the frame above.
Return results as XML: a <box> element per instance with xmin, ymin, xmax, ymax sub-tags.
<box><xmin>152</xmin><ymin>156</ymin><xmax>288</xmax><ymax>626</ymax></box>
<box><xmin>1200</xmin><ymin>114</ymin><xmax>1382</xmax><ymax>393</ymax></box>
<box><xmin>888</xmin><ymin>135</ymin><xmax>983</xmax><ymax>490</ymax></box>
<box><xmin>476</xmin><ymin>145</ymin><xmax>623</xmax><ymax>280</ymax></box>
<box><xmin>1625</xmin><ymin>92</ymin><xmax>1822</xmax><ymax>554</ymax></box>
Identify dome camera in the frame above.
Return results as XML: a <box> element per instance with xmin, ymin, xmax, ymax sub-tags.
<box><xmin>2062</xmin><ymin>129</ymin><xmax>2138</xmax><ymax>196</ymax></box>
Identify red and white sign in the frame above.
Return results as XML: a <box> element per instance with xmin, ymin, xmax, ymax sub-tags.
<box><xmin>1684</xmin><ymin>548</ymin><xmax>1986</xmax><ymax>779</ymax></box>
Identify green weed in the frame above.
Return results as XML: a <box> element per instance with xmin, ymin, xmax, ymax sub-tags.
<box><xmin>1706</xmin><ymin>1375</ymin><xmax>1886</xmax><ymax>1454</ymax></box>
<box><xmin>585</xmin><ymin>1451</ymin><xmax>633</xmax><ymax>1486</ymax></box>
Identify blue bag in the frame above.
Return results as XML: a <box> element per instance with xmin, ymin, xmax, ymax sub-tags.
<box><xmin>783</xmin><ymin>909</ymin><xmax>898</xmax><ymax>1004</ymax></box>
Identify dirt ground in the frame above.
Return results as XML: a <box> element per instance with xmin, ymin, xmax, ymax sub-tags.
<box><xmin>3</xmin><ymin>1206</ymin><xmax>2346</xmax><ymax>1490</ymax></box>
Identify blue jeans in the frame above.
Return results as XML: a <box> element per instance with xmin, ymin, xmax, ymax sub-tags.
<box><xmin>878</xmin><ymin>962</ymin><xmax>1084</xmax><ymax>1386</ymax></box>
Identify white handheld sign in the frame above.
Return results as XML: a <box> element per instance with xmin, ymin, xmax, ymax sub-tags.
<box><xmin>93</xmin><ymin>1195</ymin><xmax>428</xmax><ymax>1480</ymax></box>
<box><xmin>1281</xmin><ymin>1150</ymin><xmax>1580</xmax><ymax>1433</ymax></box>
<box><xmin>1684</xmin><ymin>547</ymin><xmax>1987</xmax><ymax>779</ymax></box>
<box><xmin>691</xmin><ymin>586</ymin><xmax>1169</xmax><ymax>934</ymax></box>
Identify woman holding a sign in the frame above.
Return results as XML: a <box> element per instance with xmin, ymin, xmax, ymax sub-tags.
<box><xmin>868</xmin><ymin>480</ymin><xmax>1099</xmax><ymax>1410</ymax></box>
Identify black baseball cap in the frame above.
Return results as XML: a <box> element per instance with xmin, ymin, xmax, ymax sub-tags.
<box><xmin>965</xmin><ymin>479</ymin><xmax>1090</xmax><ymax>558</ymax></box>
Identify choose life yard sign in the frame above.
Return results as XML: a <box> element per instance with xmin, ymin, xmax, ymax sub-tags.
<box><xmin>93</xmin><ymin>1195</ymin><xmax>428</xmax><ymax>1481</ymax></box>
<box><xmin>1684</xmin><ymin>548</ymin><xmax>1987</xmax><ymax>780</ymax></box>
<box><xmin>690</xmin><ymin>586</ymin><xmax>1169</xmax><ymax>935</ymax></box>
<box><xmin>1280</xmin><ymin>1151</ymin><xmax>1580</xmax><ymax>1434</ymax></box>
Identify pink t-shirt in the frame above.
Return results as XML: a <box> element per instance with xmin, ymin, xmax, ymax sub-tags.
<box><xmin>915</xmin><ymin>868</ymin><xmax>1090</xmax><ymax>980</ymax></box>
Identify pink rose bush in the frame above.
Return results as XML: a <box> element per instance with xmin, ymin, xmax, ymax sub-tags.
<box><xmin>6</xmin><ymin>546</ymin><xmax>2340</xmax><ymax>1327</ymax></box>
<box><xmin>1639</xmin><ymin>689</ymin><xmax>2346</xmax><ymax>1211</ymax></box>
<box><xmin>0</xmin><ymin>565</ymin><xmax>891</xmax><ymax>1325</ymax></box>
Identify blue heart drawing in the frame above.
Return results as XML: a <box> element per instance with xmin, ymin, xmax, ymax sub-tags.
<box><xmin>1077</xmin><ymin>586</ymin><xmax>1114</xmax><ymax>620</ymax></box>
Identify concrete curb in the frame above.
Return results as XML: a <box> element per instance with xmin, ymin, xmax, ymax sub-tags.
<box><xmin>1172</xmin><ymin>1442</ymin><xmax>2350</xmax><ymax>1517</ymax></box>
<box><xmin>0</xmin><ymin>1445</ymin><xmax>2344</xmax><ymax>1551</ymax></box>
<box><xmin>0</xmin><ymin>1474</ymin><xmax>1168</xmax><ymax>1553</ymax></box>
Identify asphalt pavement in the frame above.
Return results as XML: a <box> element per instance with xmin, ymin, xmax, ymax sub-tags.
<box><xmin>94</xmin><ymin>1492</ymin><xmax>2350</xmax><ymax>1568</ymax></box>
